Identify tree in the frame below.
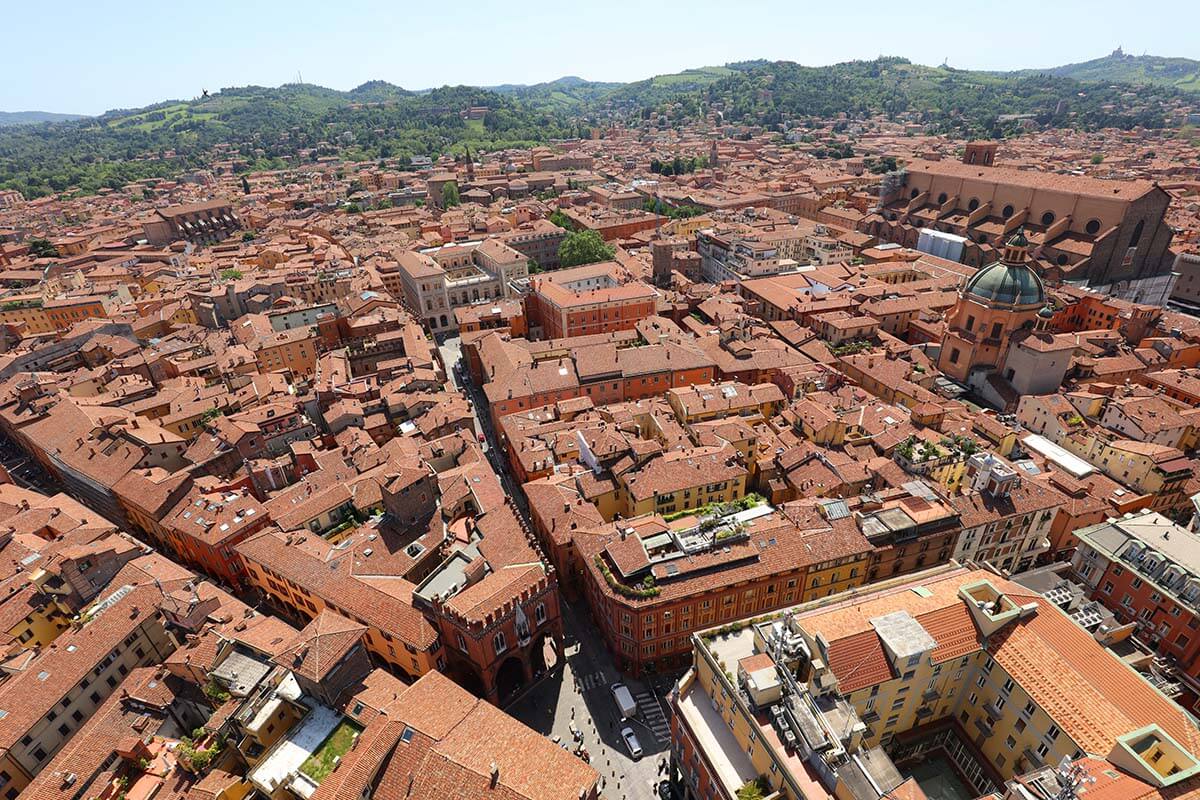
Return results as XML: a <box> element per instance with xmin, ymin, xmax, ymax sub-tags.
<box><xmin>27</xmin><ymin>238</ymin><xmax>58</xmax><ymax>258</ymax></box>
<box><xmin>737</xmin><ymin>779</ymin><xmax>768</xmax><ymax>800</ymax></box>
<box><xmin>548</xmin><ymin>209</ymin><xmax>573</xmax><ymax>229</ymax></box>
<box><xmin>241</xmin><ymin>175</ymin><xmax>251</xmax><ymax>195</ymax></box>
<box><xmin>526</xmin><ymin>258</ymin><xmax>542</xmax><ymax>275</ymax></box>
<box><xmin>241</xmin><ymin>230</ymin><xmax>256</xmax><ymax>242</ymax></box>
<box><xmin>1091</xmin><ymin>153</ymin><xmax>1105</xmax><ymax>164</ymax></box>
<box><xmin>441</xmin><ymin>180</ymin><xmax>460</xmax><ymax>208</ymax></box>
<box><xmin>219</xmin><ymin>268</ymin><xmax>242</xmax><ymax>281</ymax></box>
<box><xmin>558</xmin><ymin>230</ymin><xmax>614</xmax><ymax>268</ymax></box>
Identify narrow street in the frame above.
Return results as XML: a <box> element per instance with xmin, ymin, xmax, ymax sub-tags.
<box><xmin>438</xmin><ymin>335</ymin><xmax>672</xmax><ymax>800</ymax></box>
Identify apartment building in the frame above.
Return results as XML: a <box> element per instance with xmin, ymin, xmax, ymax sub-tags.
<box><xmin>670</xmin><ymin>564</ymin><xmax>1200</xmax><ymax>800</ymax></box>
<box><xmin>251</xmin><ymin>326</ymin><xmax>320</xmax><ymax>378</ymax></box>
<box><xmin>0</xmin><ymin>582</ymin><xmax>175</xmax><ymax>796</ymax></box>
<box><xmin>500</xmin><ymin>219</ymin><xmax>567</xmax><ymax>270</ymax></box>
<box><xmin>1072</xmin><ymin>510</ymin><xmax>1200</xmax><ymax>701</ymax></box>
<box><xmin>948</xmin><ymin>453</ymin><xmax>1061</xmax><ymax>574</ymax></box>
<box><xmin>698</xmin><ymin>230</ymin><xmax>801</xmax><ymax>283</ymax></box>
<box><xmin>160</xmin><ymin>486</ymin><xmax>272</xmax><ymax>588</ymax></box>
<box><xmin>42</xmin><ymin>294</ymin><xmax>115</xmax><ymax>330</ymax></box>
<box><xmin>525</xmin><ymin>262</ymin><xmax>658</xmax><ymax>341</ymax></box>
<box><xmin>616</xmin><ymin>445</ymin><xmax>750</xmax><ymax>519</ymax></box>
<box><xmin>236</xmin><ymin>527</ymin><xmax>446</xmax><ymax>681</ymax></box>
<box><xmin>572</xmin><ymin>501</ymin><xmax>871</xmax><ymax>676</ymax></box>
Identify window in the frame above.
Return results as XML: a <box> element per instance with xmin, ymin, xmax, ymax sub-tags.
<box><xmin>1085</xmin><ymin>219</ymin><xmax>1102</xmax><ymax>235</ymax></box>
<box><xmin>1041</xmin><ymin>211</ymin><xmax>1056</xmax><ymax>226</ymax></box>
<box><xmin>1129</xmin><ymin>219</ymin><xmax>1144</xmax><ymax>248</ymax></box>
<box><xmin>1002</xmin><ymin>204</ymin><xmax>1014</xmax><ymax>218</ymax></box>
<box><xmin>493</xmin><ymin>631</ymin><xmax>507</xmax><ymax>654</ymax></box>
<box><xmin>965</xmin><ymin>314</ymin><xmax>975</xmax><ymax>331</ymax></box>
<box><xmin>949</xmin><ymin>348</ymin><xmax>960</xmax><ymax>364</ymax></box>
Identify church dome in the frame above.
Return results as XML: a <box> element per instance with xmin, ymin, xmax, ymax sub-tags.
<box><xmin>962</xmin><ymin>230</ymin><xmax>1045</xmax><ymax>308</ymax></box>
<box><xmin>964</xmin><ymin>262</ymin><xmax>1045</xmax><ymax>307</ymax></box>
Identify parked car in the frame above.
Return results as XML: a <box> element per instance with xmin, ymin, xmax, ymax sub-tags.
<box><xmin>620</xmin><ymin>726</ymin><xmax>643</xmax><ymax>759</ymax></box>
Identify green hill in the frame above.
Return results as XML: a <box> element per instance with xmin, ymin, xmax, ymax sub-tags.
<box><xmin>1042</xmin><ymin>49</ymin><xmax>1200</xmax><ymax>92</ymax></box>
<box><xmin>1</xmin><ymin>53</ymin><xmax>1194</xmax><ymax>200</ymax></box>
<box><xmin>0</xmin><ymin>83</ymin><xmax>581</xmax><ymax>199</ymax></box>
<box><xmin>0</xmin><ymin>110</ymin><xmax>87</xmax><ymax>127</ymax></box>
<box><xmin>603</xmin><ymin>57</ymin><xmax>1183</xmax><ymax>137</ymax></box>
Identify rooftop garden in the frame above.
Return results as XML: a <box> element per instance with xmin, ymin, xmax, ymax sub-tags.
<box><xmin>830</xmin><ymin>339</ymin><xmax>874</xmax><ymax>356</ymax></box>
<box><xmin>300</xmin><ymin>719</ymin><xmax>362</xmax><ymax>783</ymax></box>
<box><xmin>896</xmin><ymin>433</ymin><xmax>978</xmax><ymax>464</ymax></box>
<box><xmin>663</xmin><ymin>492</ymin><xmax>765</xmax><ymax>523</ymax></box>
<box><xmin>0</xmin><ymin>299</ymin><xmax>41</xmax><ymax>310</ymax></box>
<box><xmin>594</xmin><ymin>554</ymin><xmax>660</xmax><ymax>599</ymax></box>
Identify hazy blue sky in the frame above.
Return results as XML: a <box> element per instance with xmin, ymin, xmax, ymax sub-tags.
<box><xmin>3</xmin><ymin>0</ymin><xmax>1198</xmax><ymax>115</ymax></box>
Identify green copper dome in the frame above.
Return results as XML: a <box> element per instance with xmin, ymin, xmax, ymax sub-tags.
<box><xmin>963</xmin><ymin>261</ymin><xmax>1045</xmax><ymax>308</ymax></box>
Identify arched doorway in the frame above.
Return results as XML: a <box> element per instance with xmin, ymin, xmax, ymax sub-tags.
<box><xmin>495</xmin><ymin>655</ymin><xmax>526</xmax><ymax>703</ymax></box>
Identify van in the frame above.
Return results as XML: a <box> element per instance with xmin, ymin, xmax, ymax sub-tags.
<box><xmin>611</xmin><ymin>682</ymin><xmax>638</xmax><ymax>720</ymax></box>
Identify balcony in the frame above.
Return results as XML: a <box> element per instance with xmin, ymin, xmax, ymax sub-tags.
<box><xmin>974</xmin><ymin>717</ymin><xmax>994</xmax><ymax>737</ymax></box>
<box><xmin>984</xmin><ymin>701</ymin><xmax>1004</xmax><ymax>721</ymax></box>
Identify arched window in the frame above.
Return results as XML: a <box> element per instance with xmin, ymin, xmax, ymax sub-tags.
<box><xmin>1085</xmin><ymin>219</ymin><xmax>1101</xmax><ymax>235</ymax></box>
<box><xmin>1130</xmin><ymin>219</ymin><xmax>1145</xmax><ymax>248</ymax></box>
<box><xmin>1041</xmin><ymin>211</ymin><xmax>1056</xmax><ymax>226</ymax></box>
<box><xmin>910</xmin><ymin>188</ymin><xmax>920</xmax><ymax>199</ymax></box>
<box><xmin>967</xmin><ymin>198</ymin><xmax>980</xmax><ymax>212</ymax></box>
<box><xmin>937</xmin><ymin>192</ymin><xmax>949</xmax><ymax>205</ymax></box>
<box><xmin>1002</xmin><ymin>204</ymin><xmax>1014</xmax><ymax>218</ymax></box>
<box><xmin>1057</xmin><ymin>254</ymin><xmax>1068</xmax><ymax>266</ymax></box>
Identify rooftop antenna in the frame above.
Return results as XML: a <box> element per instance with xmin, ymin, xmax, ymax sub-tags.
<box><xmin>1052</xmin><ymin>756</ymin><xmax>1096</xmax><ymax>800</ymax></box>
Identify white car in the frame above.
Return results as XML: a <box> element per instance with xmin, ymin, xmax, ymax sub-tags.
<box><xmin>620</xmin><ymin>726</ymin><xmax>643</xmax><ymax>759</ymax></box>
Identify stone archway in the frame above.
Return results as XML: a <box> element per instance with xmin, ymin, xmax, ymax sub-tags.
<box><xmin>445</xmin><ymin>661</ymin><xmax>486</xmax><ymax>698</ymax></box>
<box><xmin>495</xmin><ymin>655</ymin><xmax>527</xmax><ymax>704</ymax></box>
